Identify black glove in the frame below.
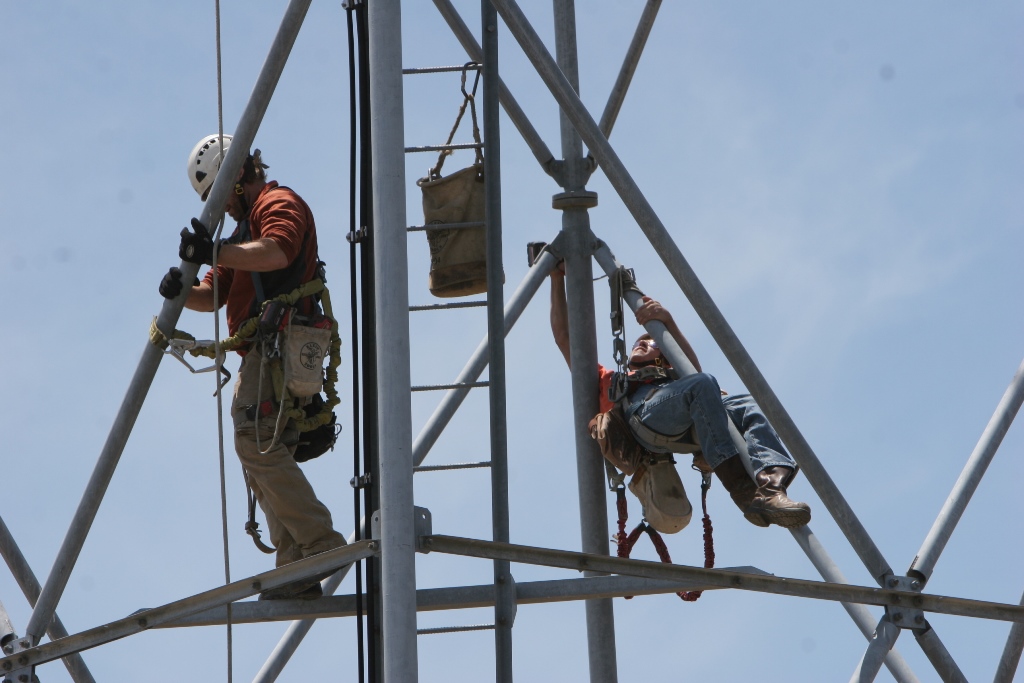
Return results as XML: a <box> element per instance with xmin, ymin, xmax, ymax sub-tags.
<box><xmin>178</xmin><ymin>217</ymin><xmax>217</xmax><ymax>265</ymax></box>
<box><xmin>159</xmin><ymin>267</ymin><xmax>200</xmax><ymax>300</ymax></box>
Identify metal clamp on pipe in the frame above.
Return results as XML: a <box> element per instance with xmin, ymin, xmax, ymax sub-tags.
<box><xmin>882</xmin><ymin>575</ymin><xmax>926</xmax><ymax>630</ymax></box>
<box><xmin>551</xmin><ymin>189</ymin><xmax>598</xmax><ymax>210</ymax></box>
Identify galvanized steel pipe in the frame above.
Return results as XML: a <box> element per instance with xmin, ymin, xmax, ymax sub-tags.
<box><xmin>368</xmin><ymin>0</ymin><xmax>419</xmax><ymax>680</ymax></box>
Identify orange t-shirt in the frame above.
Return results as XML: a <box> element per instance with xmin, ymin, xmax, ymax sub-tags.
<box><xmin>202</xmin><ymin>182</ymin><xmax>318</xmax><ymax>337</ymax></box>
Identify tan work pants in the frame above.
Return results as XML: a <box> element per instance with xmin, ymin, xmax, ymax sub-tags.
<box><xmin>232</xmin><ymin>344</ymin><xmax>346</xmax><ymax>567</ymax></box>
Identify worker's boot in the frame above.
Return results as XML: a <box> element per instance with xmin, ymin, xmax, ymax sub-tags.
<box><xmin>747</xmin><ymin>466</ymin><xmax>811</xmax><ymax>528</ymax></box>
<box><xmin>713</xmin><ymin>456</ymin><xmax>769</xmax><ymax>528</ymax></box>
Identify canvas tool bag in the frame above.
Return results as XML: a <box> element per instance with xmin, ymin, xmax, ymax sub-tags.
<box><xmin>283</xmin><ymin>322</ymin><xmax>332</xmax><ymax>398</ymax></box>
<box><xmin>416</xmin><ymin>62</ymin><xmax>503</xmax><ymax>298</ymax></box>
<box><xmin>419</xmin><ymin>163</ymin><xmax>490</xmax><ymax>297</ymax></box>
<box><xmin>590</xmin><ymin>407</ymin><xmax>693</xmax><ymax>534</ymax></box>
<box><xmin>589</xmin><ymin>405</ymin><xmax>645</xmax><ymax>476</ymax></box>
<box><xmin>628</xmin><ymin>457</ymin><xmax>693</xmax><ymax>534</ymax></box>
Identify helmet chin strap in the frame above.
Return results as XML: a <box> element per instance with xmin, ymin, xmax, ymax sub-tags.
<box><xmin>629</xmin><ymin>356</ymin><xmax>667</xmax><ymax>370</ymax></box>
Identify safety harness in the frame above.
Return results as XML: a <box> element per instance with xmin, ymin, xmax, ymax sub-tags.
<box><xmin>150</xmin><ymin>197</ymin><xmax>342</xmax><ymax>555</ymax></box>
<box><xmin>603</xmin><ymin>265</ymin><xmax>715</xmax><ymax>600</ymax></box>
<box><xmin>614</xmin><ymin>472</ymin><xmax>715</xmax><ymax>602</ymax></box>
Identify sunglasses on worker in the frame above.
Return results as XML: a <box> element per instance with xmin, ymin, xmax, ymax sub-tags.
<box><xmin>631</xmin><ymin>339</ymin><xmax>658</xmax><ymax>351</ymax></box>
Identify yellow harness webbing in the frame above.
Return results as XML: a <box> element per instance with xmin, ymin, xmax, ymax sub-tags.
<box><xmin>150</xmin><ymin>278</ymin><xmax>341</xmax><ymax>433</ymax></box>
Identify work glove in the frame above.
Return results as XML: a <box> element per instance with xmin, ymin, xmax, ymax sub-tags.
<box><xmin>178</xmin><ymin>217</ymin><xmax>218</xmax><ymax>265</ymax></box>
<box><xmin>158</xmin><ymin>266</ymin><xmax>200</xmax><ymax>300</ymax></box>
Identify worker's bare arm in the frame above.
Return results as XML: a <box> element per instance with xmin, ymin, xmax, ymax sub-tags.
<box><xmin>216</xmin><ymin>238</ymin><xmax>289</xmax><ymax>272</ymax></box>
<box><xmin>549</xmin><ymin>265</ymin><xmax>572</xmax><ymax>368</ymax></box>
<box><xmin>183</xmin><ymin>281</ymin><xmax>216</xmax><ymax>312</ymax></box>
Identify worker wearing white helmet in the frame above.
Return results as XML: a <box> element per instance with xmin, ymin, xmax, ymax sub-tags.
<box><xmin>159</xmin><ymin>135</ymin><xmax>346</xmax><ymax>600</ymax></box>
<box><xmin>548</xmin><ymin>261</ymin><xmax>811</xmax><ymax>531</ymax></box>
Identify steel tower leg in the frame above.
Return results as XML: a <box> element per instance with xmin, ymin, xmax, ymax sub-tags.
<box><xmin>368</xmin><ymin>1</ymin><xmax>419</xmax><ymax>681</ymax></box>
<box><xmin>551</xmin><ymin>1</ymin><xmax>618</xmax><ymax>680</ymax></box>
<box><xmin>481</xmin><ymin>0</ymin><xmax>515</xmax><ymax>679</ymax></box>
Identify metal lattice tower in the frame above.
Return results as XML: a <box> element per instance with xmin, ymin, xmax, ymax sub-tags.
<box><xmin>0</xmin><ymin>2</ymin><xmax>1022</xmax><ymax>682</ymax></box>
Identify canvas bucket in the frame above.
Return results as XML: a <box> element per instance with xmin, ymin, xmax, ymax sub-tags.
<box><xmin>417</xmin><ymin>164</ymin><xmax>492</xmax><ymax>298</ymax></box>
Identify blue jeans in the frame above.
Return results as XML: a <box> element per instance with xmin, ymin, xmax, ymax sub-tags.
<box><xmin>624</xmin><ymin>373</ymin><xmax>796</xmax><ymax>473</ymax></box>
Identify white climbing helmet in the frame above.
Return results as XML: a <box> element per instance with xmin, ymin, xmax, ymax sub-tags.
<box><xmin>187</xmin><ymin>134</ymin><xmax>233</xmax><ymax>200</ymax></box>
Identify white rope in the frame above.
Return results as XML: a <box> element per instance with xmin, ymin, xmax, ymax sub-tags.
<box><xmin>212</xmin><ymin>0</ymin><xmax>234</xmax><ymax>680</ymax></box>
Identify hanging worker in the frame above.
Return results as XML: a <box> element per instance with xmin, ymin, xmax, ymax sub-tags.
<box><xmin>548</xmin><ymin>262</ymin><xmax>811</xmax><ymax>528</ymax></box>
<box><xmin>158</xmin><ymin>134</ymin><xmax>347</xmax><ymax>599</ymax></box>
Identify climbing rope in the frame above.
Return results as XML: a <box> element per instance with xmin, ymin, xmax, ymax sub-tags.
<box><xmin>614</xmin><ymin>473</ymin><xmax>715</xmax><ymax>602</ymax></box>
<box><xmin>150</xmin><ymin>278</ymin><xmax>342</xmax><ymax>433</ymax></box>
<box><xmin>212</xmin><ymin>0</ymin><xmax>233</xmax><ymax>679</ymax></box>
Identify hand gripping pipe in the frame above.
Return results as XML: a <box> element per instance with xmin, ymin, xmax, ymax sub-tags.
<box><xmin>592</xmin><ymin>243</ymin><xmax>757</xmax><ymax>476</ymax></box>
<box><xmin>24</xmin><ymin>0</ymin><xmax>314</xmax><ymax>646</ymax></box>
<box><xmin>487</xmin><ymin>0</ymin><xmax>893</xmax><ymax>586</ymax></box>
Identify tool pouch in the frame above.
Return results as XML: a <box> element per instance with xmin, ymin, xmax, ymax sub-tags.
<box><xmin>283</xmin><ymin>324</ymin><xmax>332</xmax><ymax>397</ymax></box>
<box><xmin>418</xmin><ymin>163</ymin><xmax>493</xmax><ymax>297</ymax></box>
<box><xmin>589</xmin><ymin>406</ymin><xmax>646</xmax><ymax>476</ymax></box>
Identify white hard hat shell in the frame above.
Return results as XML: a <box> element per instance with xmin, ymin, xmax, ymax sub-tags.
<box><xmin>187</xmin><ymin>134</ymin><xmax>233</xmax><ymax>200</ymax></box>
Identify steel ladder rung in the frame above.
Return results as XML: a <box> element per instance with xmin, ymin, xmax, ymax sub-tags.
<box><xmin>405</xmin><ymin>142</ymin><xmax>483</xmax><ymax>154</ymax></box>
<box><xmin>411</xmin><ymin>381</ymin><xmax>489</xmax><ymax>392</ymax></box>
<box><xmin>417</xmin><ymin>624</ymin><xmax>495</xmax><ymax>636</ymax></box>
<box><xmin>407</xmin><ymin>221</ymin><xmax>485</xmax><ymax>232</ymax></box>
<box><xmin>414</xmin><ymin>461</ymin><xmax>492</xmax><ymax>473</ymax></box>
<box><xmin>410</xmin><ymin>301</ymin><xmax>486</xmax><ymax>312</ymax></box>
<box><xmin>402</xmin><ymin>64</ymin><xmax>480</xmax><ymax>75</ymax></box>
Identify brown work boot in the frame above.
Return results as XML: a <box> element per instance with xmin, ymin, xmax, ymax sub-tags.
<box><xmin>747</xmin><ymin>466</ymin><xmax>811</xmax><ymax>528</ymax></box>
<box><xmin>712</xmin><ymin>456</ymin><xmax>769</xmax><ymax>527</ymax></box>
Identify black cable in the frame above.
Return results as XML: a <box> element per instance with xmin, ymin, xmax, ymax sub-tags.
<box><xmin>353</xmin><ymin>2</ymin><xmax>381</xmax><ymax>680</ymax></box>
<box><xmin>344</xmin><ymin>4</ymin><xmax>366</xmax><ymax>682</ymax></box>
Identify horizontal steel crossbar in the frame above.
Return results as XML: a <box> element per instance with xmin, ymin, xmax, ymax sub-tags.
<box><xmin>157</xmin><ymin>572</ymin><xmax>766</xmax><ymax>627</ymax></box>
<box><xmin>0</xmin><ymin>541</ymin><xmax>378</xmax><ymax>672</ymax></box>
<box><xmin>423</xmin><ymin>535</ymin><xmax>1024</xmax><ymax>624</ymax></box>
<box><xmin>409</xmin><ymin>301</ymin><xmax>487</xmax><ymax>312</ymax></box>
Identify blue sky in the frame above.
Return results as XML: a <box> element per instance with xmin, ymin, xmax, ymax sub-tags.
<box><xmin>1</xmin><ymin>1</ymin><xmax>1022</xmax><ymax>681</ymax></box>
